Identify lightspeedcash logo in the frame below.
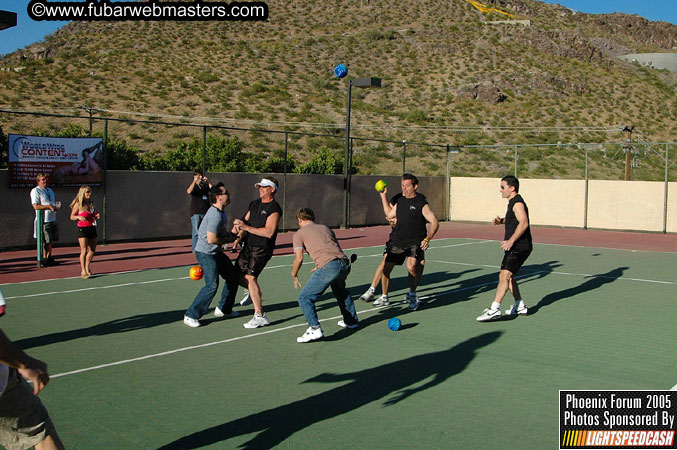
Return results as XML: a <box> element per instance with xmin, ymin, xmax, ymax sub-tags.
<box><xmin>28</xmin><ymin>0</ymin><xmax>268</xmax><ymax>22</ymax></box>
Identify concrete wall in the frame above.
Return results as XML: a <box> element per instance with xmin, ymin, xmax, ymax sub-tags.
<box><xmin>587</xmin><ymin>180</ymin><xmax>669</xmax><ymax>232</ymax></box>
<box><xmin>619</xmin><ymin>53</ymin><xmax>677</xmax><ymax>72</ymax></box>
<box><xmin>450</xmin><ymin>177</ymin><xmax>675</xmax><ymax>233</ymax></box>
<box><xmin>0</xmin><ymin>170</ymin><xmax>447</xmax><ymax>248</ymax></box>
<box><xmin>667</xmin><ymin>182</ymin><xmax>677</xmax><ymax>233</ymax></box>
<box><xmin>450</xmin><ymin>177</ymin><xmax>585</xmax><ymax>227</ymax></box>
<box><xmin>5</xmin><ymin>171</ymin><xmax>672</xmax><ymax>249</ymax></box>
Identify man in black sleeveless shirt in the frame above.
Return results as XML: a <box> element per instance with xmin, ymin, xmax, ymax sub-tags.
<box><xmin>232</xmin><ymin>177</ymin><xmax>282</xmax><ymax>329</ymax></box>
<box><xmin>477</xmin><ymin>175</ymin><xmax>533</xmax><ymax>322</ymax></box>
<box><xmin>378</xmin><ymin>174</ymin><xmax>439</xmax><ymax>311</ymax></box>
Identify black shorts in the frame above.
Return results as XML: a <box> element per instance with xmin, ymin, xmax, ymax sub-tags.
<box><xmin>501</xmin><ymin>248</ymin><xmax>532</xmax><ymax>274</ymax></box>
<box><xmin>237</xmin><ymin>245</ymin><xmax>273</xmax><ymax>277</ymax></box>
<box><xmin>384</xmin><ymin>243</ymin><xmax>424</xmax><ymax>266</ymax></box>
<box><xmin>78</xmin><ymin>226</ymin><xmax>97</xmax><ymax>239</ymax></box>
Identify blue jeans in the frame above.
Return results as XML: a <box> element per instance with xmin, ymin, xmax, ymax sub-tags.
<box><xmin>297</xmin><ymin>258</ymin><xmax>358</xmax><ymax>328</ymax></box>
<box><xmin>190</xmin><ymin>214</ymin><xmax>205</xmax><ymax>253</ymax></box>
<box><xmin>186</xmin><ymin>251</ymin><xmax>238</xmax><ymax>320</ymax></box>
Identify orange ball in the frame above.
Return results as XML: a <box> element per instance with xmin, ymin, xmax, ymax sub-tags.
<box><xmin>189</xmin><ymin>265</ymin><xmax>203</xmax><ymax>280</ymax></box>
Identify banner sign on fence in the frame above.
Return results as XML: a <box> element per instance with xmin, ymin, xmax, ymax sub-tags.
<box><xmin>560</xmin><ymin>390</ymin><xmax>676</xmax><ymax>449</ymax></box>
<box><xmin>8</xmin><ymin>134</ymin><xmax>103</xmax><ymax>188</ymax></box>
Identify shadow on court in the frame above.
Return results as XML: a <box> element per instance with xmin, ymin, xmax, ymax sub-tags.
<box><xmin>273</xmin><ymin>262</ymin><xmax>561</xmax><ymax>332</ymax></box>
<box><xmin>0</xmin><ymin>245</ymin><xmax>188</xmax><ymax>266</ymax></box>
<box><xmin>158</xmin><ymin>331</ymin><xmax>502</xmax><ymax>450</ymax></box>
<box><xmin>0</xmin><ymin>247</ymin><xmax>193</xmax><ymax>275</ymax></box>
<box><xmin>415</xmin><ymin>261</ymin><xmax>563</xmax><ymax>309</ymax></box>
<box><xmin>14</xmin><ymin>309</ymin><xmax>186</xmax><ymax>350</ymax></box>
<box><xmin>529</xmin><ymin>266</ymin><xmax>628</xmax><ymax>314</ymax></box>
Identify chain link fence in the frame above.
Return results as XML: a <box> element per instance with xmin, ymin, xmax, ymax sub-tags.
<box><xmin>1</xmin><ymin>109</ymin><xmax>674</xmax><ymax>181</ymax></box>
<box><xmin>1</xmin><ymin>109</ymin><xmax>675</xmax><ymax>250</ymax></box>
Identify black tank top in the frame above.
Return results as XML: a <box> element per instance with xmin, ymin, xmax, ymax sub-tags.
<box><xmin>392</xmin><ymin>193</ymin><xmax>428</xmax><ymax>247</ymax></box>
<box><xmin>505</xmin><ymin>194</ymin><xmax>532</xmax><ymax>251</ymax></box>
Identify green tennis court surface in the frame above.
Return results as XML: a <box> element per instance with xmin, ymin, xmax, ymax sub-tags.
<box><xmin>3</xmin><ymin>238</ymin><xmax>676</xmax><ymax>449</ymax></box>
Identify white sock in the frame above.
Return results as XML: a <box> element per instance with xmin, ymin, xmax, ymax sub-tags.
<box><xmin>491</xmin><ymin>301</ymin><xmax>501</xmax><ymax>311</ymax></box>
<box><xmin>514</xmin><ymin>299</ymin><xmax>525</xmax><ymax>308</ymax></box>
<box><xmin>408</xmin><ymin>290</ymin><xmax>416</xmax><ymax>297</ymax></box>
<box><xmin>366</xmin><ymin>286</ymin><xmax>375</xmax><ymax>294</ymax></box>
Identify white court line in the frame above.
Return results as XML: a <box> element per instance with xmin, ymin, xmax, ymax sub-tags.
<box><xmin>5</xmin><ymin>277</ymin><xmax>189</xmax><ymax>300</ymax></box>
<box><xmin>417</xmin><ymin>270</ymin><xmax>548</xmax><ymax>301</ymax></box>
<box><xmin>427</xmin><ymin>260</ymin><xmax>677</xmax><ymax>285</ymax></box>
<box><xmin>5</xmin><ymin>240</ymin><xmax>491</xmax><ymax>299</ymax></box>
<box><xmin>49</xmin><ymin>270</ymin><xmax>529</xmax><ymax>380</ymax></box>
<box><xmin>0</xmin><ymin>238</ymin><xmax>486</xmax><ymax>287</ymax></box>
<box><xmin>51</xmin><ymin>303</ymin><xmax>404</xmax><ymax>379</ymax></box>
<box><xmin>9</xmin><ymin>252</ymin><xmax>674</xmax><ymax>300</ymax></box>
<box><xmin>39</xmin><ymin>267</ymin><xmax>672</xmax><ymax>378</ymax></box>
<box><xmin>671</xmin><ymin>384</ymin><xmax>677</xmax><ymax>391</ymax></box>
<box><xmin>5</xmin><ymin>268</ymin><xmax>156</xmax><ymax>285</ymax></box>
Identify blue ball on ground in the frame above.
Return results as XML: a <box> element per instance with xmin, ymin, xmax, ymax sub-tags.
<box><xmin>388</xmin><ymin>317</ymin><xmax>402</xmax><ymax>331</ymax></box>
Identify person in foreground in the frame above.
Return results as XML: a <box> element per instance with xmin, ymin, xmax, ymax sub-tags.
<box><xmin>477</xmin><ymin>175</ymin><xmax>533</xmax><ymax>322</ymax></box>
<box><xmin>0</xmin><ymin>327</ymin><xmax>65</xmax><ymax>450</ymax></box>
<box><xmin>291</xmin><ymin>208</ymin><xmax>359</xmax><ymax>343</ymax></box>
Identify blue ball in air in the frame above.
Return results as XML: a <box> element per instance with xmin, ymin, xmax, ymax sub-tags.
<box><xmin>334</xmin><ymin>64</ymin><xmax>348</xmax><ymax>79</ymax></box>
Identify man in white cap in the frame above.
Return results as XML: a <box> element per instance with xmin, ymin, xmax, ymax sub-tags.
<box><xmin>232</xmin><ymin>176</ymin><xmax>282</xmax><ymax>328</ymax></box>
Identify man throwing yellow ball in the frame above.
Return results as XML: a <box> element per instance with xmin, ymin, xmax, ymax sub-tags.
<box><xmin>378</xmin><ymin>173</ymin><xmax>438</xmax><ymax>310</ymax></box>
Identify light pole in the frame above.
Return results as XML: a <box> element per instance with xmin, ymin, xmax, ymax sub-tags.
<box><xmin>623</xmin><ymin>125</ymin><xmax>634</xmax><ymax>181</ymax></box>
<box><xmin>342</xmin><ymin>76</ymin><xmax>381</xmax><ymax>229</ymax></box>
<box><xmin>79</xmin><ymin>105</ymin><xmax>99</xmax><ymax>136</ymax></box>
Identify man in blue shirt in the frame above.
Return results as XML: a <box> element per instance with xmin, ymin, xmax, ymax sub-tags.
<box><xmin>184</xmin><ymin>183</ymin><xmax>239</xmax><ymax>328</ymax></box>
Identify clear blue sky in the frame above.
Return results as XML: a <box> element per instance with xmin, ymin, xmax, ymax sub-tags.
<box><xmin>0</xmin><ymin>0</ymin><xmax>675</xmax><ymax>57</ymax></box>
<box><xmin>542</xmin><ymin>0</ymin><xmax>676</xmax><ymax>25</ymax></box>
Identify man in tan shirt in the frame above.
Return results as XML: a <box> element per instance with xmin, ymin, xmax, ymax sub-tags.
<box><xmin>291</xmin><ymin>208</ymin><xmax>359</xmax><ymax>343</ymax></box>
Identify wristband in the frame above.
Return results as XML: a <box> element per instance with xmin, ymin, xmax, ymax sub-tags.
<box><xmin>423</xmin><ymin>238</ymin><xmax>430</xmax><ymax>242</ymax></box>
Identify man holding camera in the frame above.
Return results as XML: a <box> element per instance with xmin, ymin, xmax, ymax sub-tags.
<box><xmin>187</xmin><ymin>170</ymin><xmax>212</xmax><ymax>254</ymax></box>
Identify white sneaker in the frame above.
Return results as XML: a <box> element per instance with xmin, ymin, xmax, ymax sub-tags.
<box><xmin>476</xmin><ymin>308</ymin><xmax>501</xmax><ymax>322</ymax></box>
<box><xmin>183</xmin><ymin>315</ymin><xmax>201</xmax><ymax>328</ymax></box>
<box><xmin>296</xmin><ymin>326</ymin><xmax>323</xmax><ymax>343</ymax></box>
<box><xmin>406</xmin><ymin>293</ymin><xmax>422</xmax><ymax>311</ymax></box>
<box><xmin>505</xmin><ymin>303</ymin><xmax>528</xmax><ymax>316</ymax></box>
<box><xmin>243</xmin><ymin>312</ymin><xmax>270</xmax><ymax>329</ymax></box>
<box><xmin>373</xmin><ymin>295</ymin><xmax>390</xmax><ymax>307</ymax></box>
<box><xmin>359</xmin><ymin>290</ymin><xmax>375</xmax><ymax>302</ymax></box>
<box><xmin>240</xmin><ymin>290</ymin><xmax>251</xmax><ymax>306</ymax></box>
<box><xmin>337</xmin><ymin>320</ymin><xmax>359</xmax><ymax>329</ymax></box>
<box><xmin>214</xmin><ymin>307</ymin><xmax>239</xmax><ymax>318</ymax></box>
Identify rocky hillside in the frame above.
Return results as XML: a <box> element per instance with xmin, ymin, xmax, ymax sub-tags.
<box><xmin>0</xmin><ymin>0</ymin><xmax>675</xmax><ymax>176</ymax></box>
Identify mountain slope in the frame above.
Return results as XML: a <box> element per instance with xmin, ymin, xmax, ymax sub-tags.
<box><xmin>1</xmin><ymin>0</ymin><xmax>675</xmax><ymax>174</ymax></box>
